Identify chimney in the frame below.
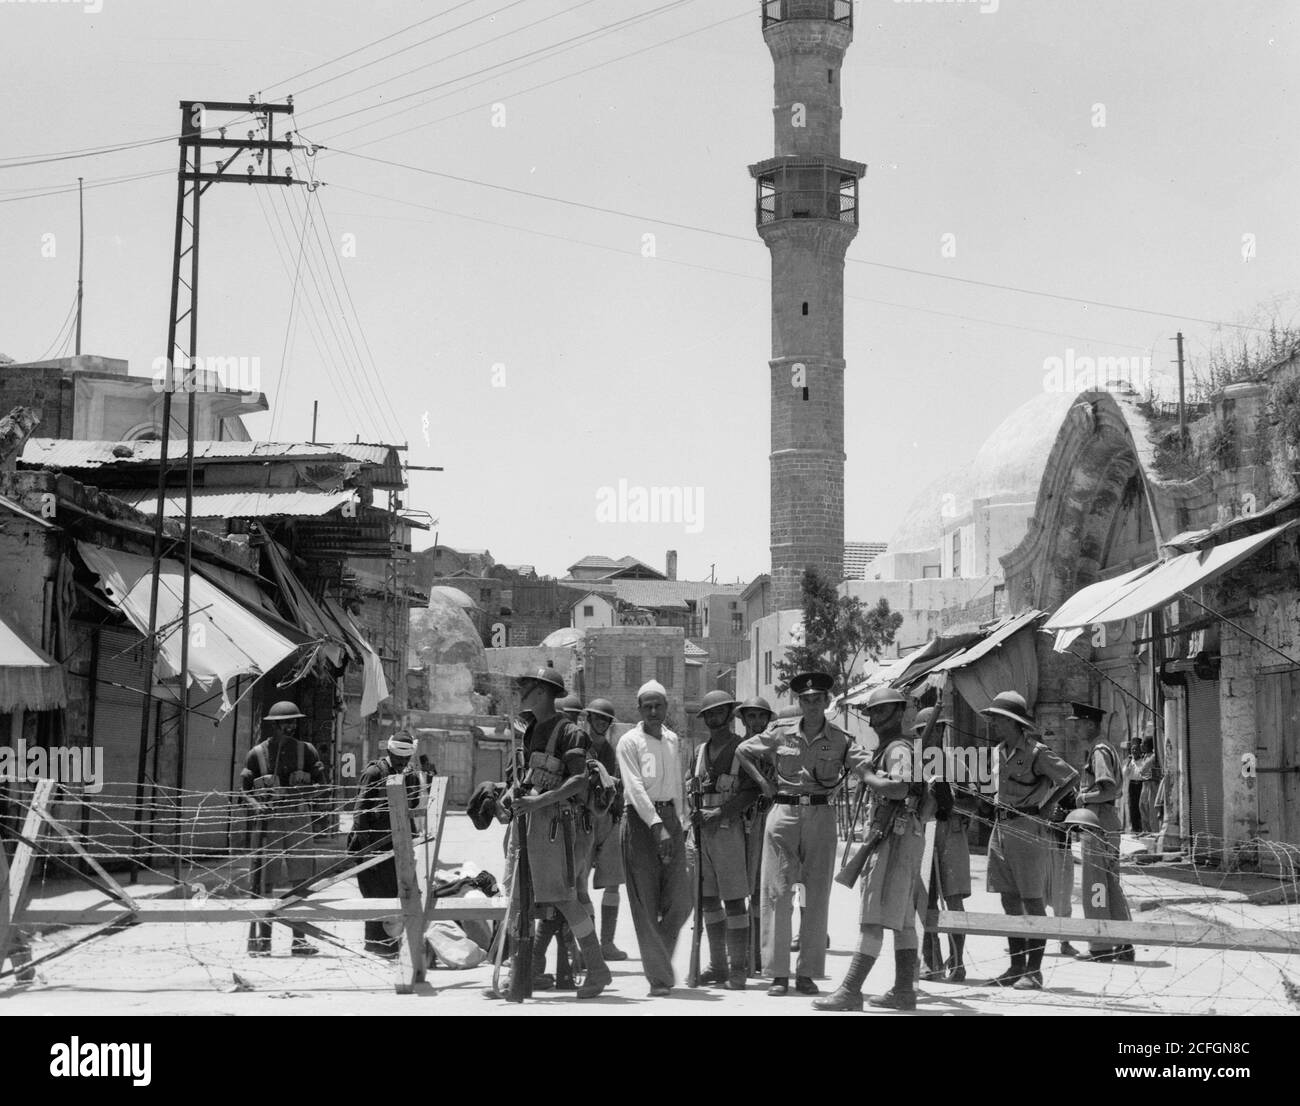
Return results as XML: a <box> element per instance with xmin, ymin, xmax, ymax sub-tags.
<box><xmin>666</xmin><ymin>550</ymin><xmax>678</xmax><ymax>581</ymax></box>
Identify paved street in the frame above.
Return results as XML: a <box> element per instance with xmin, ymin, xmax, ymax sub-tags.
<box><xmin>5</xmin><ymin>813</ymin><xmax>1296</xmax><ymax>1017</ymax></box>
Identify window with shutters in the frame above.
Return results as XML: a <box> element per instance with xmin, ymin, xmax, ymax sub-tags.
<box><xmin>625</xmin><ymin>656</ymin><xmax>642</xmax><ymax>688</ymax></box>
<box><xmin>656</xmin><ymin>657</ymin><xmax>673</xmax><ymax>688</ymax></box>
<box><xmin>593</xmin><ymin>656</ymin><xmax>611</xmax><ymax>687</ymax></box>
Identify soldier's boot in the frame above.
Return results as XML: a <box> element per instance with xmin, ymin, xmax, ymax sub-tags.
<box><xmin>1014</xmin><ymin>939</ymin><xmax>1045</xmax><ymax>990</ymax></box>
<box><xmin>724</xmin><ymin>925</ymin><xmax>749</xmax><ymax>990</ymax></box>
<box><xmin>812</xmin><ymin>953</ymin><xmax>875</xmax><ymax>1012</ymax></box>
<box><xmin>921</xmin><ymin>932</ymin><xmax>945</xmax><ymax>980</ymax></box>
<box><xmin>600</xmin><ymin>902</ymin><xmax>628</xmax><ymax>961</ymax></box>
<box><xmin>946</xmin><ymin>933</ymin><xmax>967</xmax><ymax>982</ymax></box>
<box><xmin>247</xmin><ymin>920</ymin><xmax>271</xmax><ymax>956</ymax></box>
<box><xmin>531</xmin><ymin>917</ymin><xmax>559</xmax><ymax>991</ymax></box>
<box><xmin>698</xmin><ymin>920</ymin><xmax>730</xmax><ymax>985</ymax></box>
<box><xmin>555</xmin><ymin>933</ymin><xmax>577</xmax><ymax>991</ymax></box>
<box><xmin>989</xmin><ymin>937</ymin><xmax>1026</xmax><ymax>986</ymax></box>
<box><xmin>575</xmin><ymin>933</ymin><xmax>611</xmax><ymax>999</ymax></box>
<box><xmin>868</xmin><ymin>949</ymin><xmax>918</xmax><ymax>1011</ymax></box>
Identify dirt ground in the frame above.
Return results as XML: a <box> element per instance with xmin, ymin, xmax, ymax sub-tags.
<box><xmin>4</xmin><ymin>813</ymin><xmax>1297</xmax><ymax>1017</ymax></box>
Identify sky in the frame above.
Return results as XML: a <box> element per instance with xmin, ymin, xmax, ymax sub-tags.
<box><xmin>1</xmin><ymin>0</ymin><xmax>1297</xmax><ymax>584</ymax></box>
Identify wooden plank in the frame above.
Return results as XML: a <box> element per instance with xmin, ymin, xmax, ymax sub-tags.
<box><xmin>19</xmin><ymin>898</ymin><xmax>406</xmax><ymax>924</ymax></box>
<box><xmin>387</xmin><ymin>776</ymin><xmax>426</xmax><ymax>992</ymax></box>
<box><xmin>0</xmin><ymin>779</ymin><xmax>54</xmax><ymax>972</ymax></box>
<box><xmin>420</xmin><ymin>776</ymin><xmax>451</xmax><ymax>924</ymax></box>
<box><xmin>276</xmin><ymin>831</ymin><xmax>437</xmax><ymax>909</ymax></box>
<box><xmin>34</xmin><ymin>807</ymin><xmax>140</xmax><ymax>912</ymax></box>
<box><xmin>932</xmin><ymin>909</ymin><xmax>1300</xmax><ymax>955</ymax></box>
<box><xmin>0</xmin><ymin>914</ymin><xmax>135</xmax><ymax>981</ymax></box>
<box><xmin>17</xmin><ymin>899</ymin><xmax>509</xmax><ymax>926</ymax></box>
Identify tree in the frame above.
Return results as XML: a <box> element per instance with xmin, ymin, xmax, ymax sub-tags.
<box><xmin>774</xmin><ymin>567</ymin><xmax>903</xmax><ymax>707</ymax></box>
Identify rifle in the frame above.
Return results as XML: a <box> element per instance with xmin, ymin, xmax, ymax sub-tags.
<box><xmin>506</xmin><ymin>812</ymin><xmax>533</xmax><ymax>1002</ymax></box>
<box><xmin>504</xmin><ymin>722</ymin><xmax>534</xmax><ymax>1003</ymax></box>
<box><xmin>686</xmin><ymin>777</ymin><xmax>704</xmax><ymax>987</ymax></box>
<box><xmin>835</xmin><ymin>687</ymin><xmax>945</xmax><ymax>889</ymax></box>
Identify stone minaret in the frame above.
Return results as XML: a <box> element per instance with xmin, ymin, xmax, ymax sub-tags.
<box><xmin>750</xmin><ymin>0</ymin><xmax>864</xmax><ymax>611</ymax></box>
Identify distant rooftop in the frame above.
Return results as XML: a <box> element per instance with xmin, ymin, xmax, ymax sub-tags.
<box><xmin>843</xmin><ymin>541</ymin><xmax>889</xmax><ymax>580</ymax></box>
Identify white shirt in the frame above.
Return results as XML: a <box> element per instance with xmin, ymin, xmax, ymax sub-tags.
<box><xmin>616</xmin><ymin>722</ymin><xmax>685</xmax><ymax>829</ymax></box>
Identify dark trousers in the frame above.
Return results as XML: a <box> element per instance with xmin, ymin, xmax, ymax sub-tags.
<box><xmin>357</xmin><ymin>857</ymin><xmax>399</xmax><ymax>949</ymax></box>
<box><xmin>1127</xmin><ymin>781</ymin><xmax>1143</xmax><ymax>832</ymax></box>
<box><xmin>621</xmin><ymin>806</ymin><xmax>691</xmax><ymax>989</ymax></box>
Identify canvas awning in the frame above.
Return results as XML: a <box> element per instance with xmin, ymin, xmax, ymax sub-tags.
<box><xmin>921</xmin><ymin>609</ymin><xmax>1044</xmax><ymax>713</ymax></box>
<box><xmin>834</xmin><ymin>634</ymin><xmax>978</xmax><ymax>711</ymax></box>
<box><xmin>259</xmin><ymin>538</ymin><xmax>350</xmax><ymax>667</ymax></box>
<box><xmin>77</xmin><ymin>542</ymin><xmax>302</xmax><ymax>715</ymax></box>
<box><xmin>322</xmin><ymin>598</ymin><xmax>390</xmax><ymax>718</ymax></box>
<box><xmin>1044</xmin><ymin>521</ymin><xmax>1296</xmax><ymax>646</ymax></box>
<box><xmin>0</xmin><ymin>612</ymin><xmax>67</xmax><ymax>711</ymax></box>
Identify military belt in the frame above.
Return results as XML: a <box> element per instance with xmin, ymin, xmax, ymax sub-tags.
<box><xmin>774</xmin><ymin>794</ymin><xmax>829</xmax><ymax>806</ymax></box>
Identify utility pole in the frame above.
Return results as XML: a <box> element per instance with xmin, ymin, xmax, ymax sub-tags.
<box><xmin>75</xmin><ymin>177</ymin><xmax>84</xmax><ymax>355</ymax></box>
<box><xmin>1175</xmin><ymin>331</ymin><xmax>1186</xmax><ymax>448</ymax></box>
<box><xmin>134</xmin><ymin>98</ymin><xmax>312</xmax><ymax>873</ymax></box>
<box><xmin>311</xmin><ymin>399</ymin><xmax>318</xmax><ymax>444</ymax></box>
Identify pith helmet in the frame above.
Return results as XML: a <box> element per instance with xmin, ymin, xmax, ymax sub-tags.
<box><xmin>264</xmin><ymin>700</ymin><xmax>305</xmax><ymax>722</ymax></box>
<box><xmin>586</xmin><ymin>698</ymin><xmax>616</xmax><ymax>722</ymax></box>
<box><xmin>912</xmin><ymin>706</ymin><xmax>951</xmax><ymax>733</ymax></box>
<box><xmin>557</xmin><ymin>693</ymin><xmax>583</xmax><ymax>716</ymax></box>
<box><xmin>697</xmin><ymin>690</ymin><xmax>739</xmax><ymax>716</ymax></box>
<box><xmin>980</xmin><ymin>690</ymin><xmax>1038</xmax><ymax>731</ymax></box>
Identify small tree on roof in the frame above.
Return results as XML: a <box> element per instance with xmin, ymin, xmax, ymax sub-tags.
<box><xmin>774</xmin><ymin>567</ymin><xmax>903</xmax><ymax>704</ymax></box>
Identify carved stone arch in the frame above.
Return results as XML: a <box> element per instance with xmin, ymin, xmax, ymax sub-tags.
<box><xmin>1003</xmin><ymin>392</ymin><xmax>1160</xmax><ymax>611</ymax></box>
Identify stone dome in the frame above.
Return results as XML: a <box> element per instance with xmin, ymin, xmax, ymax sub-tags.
<box><xmin>884</xmin><ymin>390</ymin><xmax>1080</xmax><ymax>553</ymax></box>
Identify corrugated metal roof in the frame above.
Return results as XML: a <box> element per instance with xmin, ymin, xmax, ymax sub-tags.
<box><xmin>21</xmin><ymin>438</ymin><xmax>395</xmax><ymax>468</ymax></box>
<box><xmin>117</xmin><ymin>488</ymin><xmax>355</xmax><ymax>519</ymax></box>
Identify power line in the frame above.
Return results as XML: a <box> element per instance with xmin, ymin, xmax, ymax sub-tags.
<box><xmin>292</xmin><ymin>0</ymin><xmax>536</xmax><ymax>102</ymax></box>
<box><xmin>305</xmin><ymin>182</ymin><xmax>407</xmax><ymax>439</ymax></box>
<box><xmin>269</xmin><ymin>184</ymin><xmax>399</xmax><ymax>443</ymax></box>
<box><xmin>264</xmin><ymin>0</ymin><xmax>481</xmax><ymax>93</ymax></box>
<box><xmin>254</xmin><ymin>186</ymin><xmax>384</xmax><ymax>443</ymax></box>
<box><xmin>326</xmin><ymin>183</ymin><xmax>1156</xmax><ymax>352</ymax></box>
<box><xmin>322</xmin><ymin>0</ymin><xmax>722</xmax><ymax>149</ymax></box>
<box><xmin>33</xmin><ymin>291</ymin><xmax>79</xmax><ymax>361</ymax></box>
<box><xmin>325</xmin><ymin>148</ymin><xmax>1274</xmax><ymax>334</ymax></box>
<box><xmin>303</xmin><ymin>0</ymin><xmax>694</xmax><ymax>132</ymax></box>
<box><xmin>302</xmin><ymin>0</ymin><xmax>609</xmax><ymax>118</ymax></box>
<box><xmin>0</xmin><ymin>117</ymin><xmax>258</xmax><ymax>171</ymax></box>
<box><xmin>0</xmin><ymin>168</ymin><xmax>173</xmax><ymax>205</ymax></box>
<box><xmin>269</xmin><ymin>187</ymin><xmax>313</xmax><ymax>441</ymax></box>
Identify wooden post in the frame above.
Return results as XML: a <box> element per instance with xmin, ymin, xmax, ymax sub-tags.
<box><xmin>387</xmin><ymin>776</ymin><xmax>426</xmax><ymax>992</ymax></box>
<box><xmin>420</xmin><ymin>777</ymin><xmax>449</xmax><ymax>923</ymax></box>
<box><xmin>0</xmin><ymin>778</ymin><xmax>55</xmax><ymax>978</ymax></box>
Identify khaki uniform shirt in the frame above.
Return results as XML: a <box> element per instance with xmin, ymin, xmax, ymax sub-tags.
<box><xmin>737</xmin><ymin>716</ymin><xmax>870</xmax><ymax>795</ymax></box>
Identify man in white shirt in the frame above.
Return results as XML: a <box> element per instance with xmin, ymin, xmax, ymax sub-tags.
<box><xmin>617</xmin><ymin>679</ymin><xmax>691</xmax><ymax>997</ymax></box>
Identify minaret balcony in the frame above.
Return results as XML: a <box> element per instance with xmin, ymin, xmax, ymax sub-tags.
<box><xmin>761</xmin><ymin>0</ymin><xmax>853</xmax><ymax>29</ymax></box>
<box><xmin>749</xmin><ymin>156</ymin><xmax>866</xmax><ymax>227</ymax></box>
